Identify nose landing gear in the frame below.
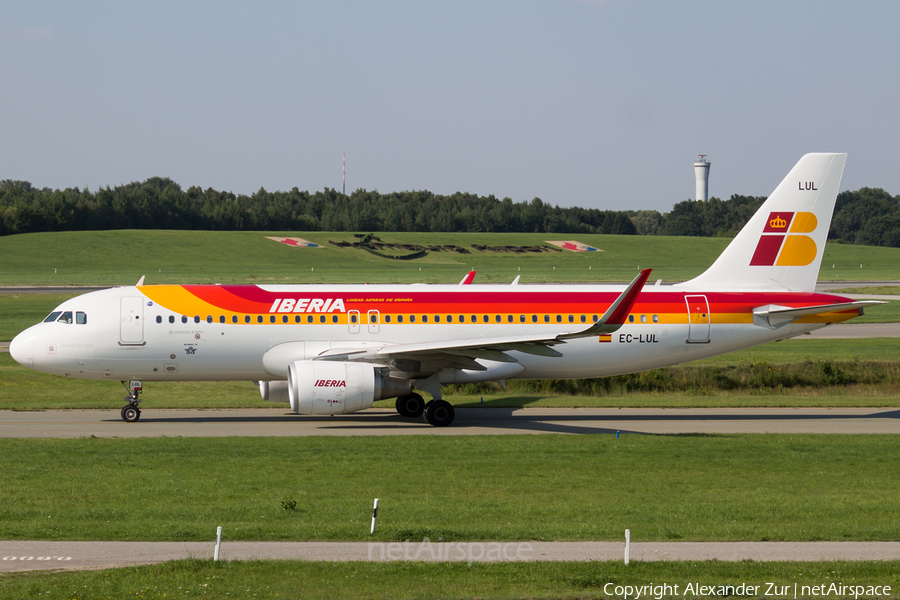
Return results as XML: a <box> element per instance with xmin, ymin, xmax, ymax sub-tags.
<box><xmin>120</xmin><ymin>380</ymin><xmax>142</xmax><ymax>423</ymax></box>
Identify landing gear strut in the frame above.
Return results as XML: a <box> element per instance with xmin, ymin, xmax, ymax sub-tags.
<box><xmin>395</xmin><ymin>393</ymin><xmax>426</xmax><ymax>418</ymax></box>
<box><xmin>120</xmin><ymin>380</ymin><xmax>142</xmax><ymax>423</ymax></box>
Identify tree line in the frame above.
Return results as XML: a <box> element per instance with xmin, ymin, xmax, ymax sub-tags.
<box><xmin>1</xmin><ymin>178</ymin><xmax>898</xmax><ymax>247</ymax></box>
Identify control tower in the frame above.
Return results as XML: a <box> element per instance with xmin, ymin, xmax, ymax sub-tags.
<box><xmin>694</xmin><ymin>154</ymin><xmax>710</xmax><ymax>201</ymax></box>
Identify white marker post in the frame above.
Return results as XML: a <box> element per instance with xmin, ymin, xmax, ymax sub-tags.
<box><xmin>624</xmin><ymin>529</ymin><xmax>630</xmax><ymax>565</ymax></box>
<box><xmin>214</xmin><ymin>526</ymin><xmax>222</xmax><ymax>561</ymax></box>
<box><xmin>370</xmin><ymin>498</ymin><xmax>379</xmax><ymax>534</ymax></box>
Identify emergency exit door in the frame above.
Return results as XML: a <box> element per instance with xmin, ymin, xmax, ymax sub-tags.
<box><xmin>685</xmin><ymin>295</ymin><xmax>710</xmax><ymax>343</ymax></box>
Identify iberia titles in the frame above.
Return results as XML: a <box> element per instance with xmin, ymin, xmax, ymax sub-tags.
<box><xmin>269</xmin><ymin>298</ymin><xmax>347</xmax><ymax>313</ymax></box>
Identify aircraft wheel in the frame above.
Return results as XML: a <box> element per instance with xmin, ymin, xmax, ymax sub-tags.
<box><xmin>423</xmin><ymin>399</ymin><xmax>454</xmax><ymax>427</ymax></box>
<box><xmin>395</xmin><ymin>393</ymin><xmax>425</xmax><ymax>418</ymax></box>
<box><xmin>121</xmin><ymin>405</ymin><xmax>141</xmax><ymax>423</ymax></box>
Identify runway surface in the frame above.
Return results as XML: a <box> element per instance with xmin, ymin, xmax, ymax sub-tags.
<box><xmin>2</xmin><ymin>540</ymin><xmax>900</xmax><ymax>572</ymax></box>
<box><xmin>2</xmin><ymin>406</ymin><xmax>900</xmax><ymax>437</ymax></box>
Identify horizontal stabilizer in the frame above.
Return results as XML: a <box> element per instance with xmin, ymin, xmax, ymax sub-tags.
<box><xmin>753</xmin><ymin>300</ymin><xmax>885</xmax><ymax>328</ymax></box>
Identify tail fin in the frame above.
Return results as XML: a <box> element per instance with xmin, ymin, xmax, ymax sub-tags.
<box><xmin>679</xmin><ymin>153</ymin><xmax>846</xmax><ymax>292</ymax></box>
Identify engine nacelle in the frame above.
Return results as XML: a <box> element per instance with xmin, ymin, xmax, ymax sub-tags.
<box><xmin>287</xmin><ymin>360</ymin><xmax>410</xmax><ymax>415</ymax></box>
<box><xmin>258</xmin><ymin>380</ymin><xmax>290</xmax><ymax>403</ymax></box>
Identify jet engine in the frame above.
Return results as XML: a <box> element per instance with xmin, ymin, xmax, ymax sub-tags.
<box><xmin>258</xmin><ymin>380</ymin><xmax>290</xmax><ymax>403</ymax></box>
<box><xmin>286</xmin><ymin>360</ymin><xmax>410</xmax><ymax>415</ymax></box>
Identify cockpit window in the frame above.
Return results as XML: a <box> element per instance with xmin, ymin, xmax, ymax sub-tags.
<box><xmin>58</xmin><ymin>311</ymin><xmax>74</xmax><ymax>324</ymax></box>
<box><xmin>43</xmin><ymin>311</ymin><xmax>62</xmax><ymax>323</ymax></box>
<box><xmin>76</xmin><ymin>312</ymin><xmax>87</xmax><ymax>325</ymax></box>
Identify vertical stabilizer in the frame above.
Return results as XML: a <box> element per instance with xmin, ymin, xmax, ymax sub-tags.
<box><xmin>678</xmin><ymin>153</ymin><xmax>846</xmax><ymax>292</ymax></box>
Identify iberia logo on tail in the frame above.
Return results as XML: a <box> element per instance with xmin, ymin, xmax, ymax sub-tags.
<box><xmin>749</xmin><ymin>211</ymin><xmax>818</xmax><ymax>267</ymax></box>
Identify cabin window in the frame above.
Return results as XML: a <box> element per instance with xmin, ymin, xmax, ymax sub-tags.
<box><xmin>653</xmin><ymin>315</ymin><xmax>659</xmax><ymax>323</ymax></box>
<box><xmin>628</xmin><ymin>315</ymin><xmax>635</xmax><ymax>323</ymax></box>
<box><xmin>370</xmin><ymin>314</ymin><xmax>377</xmax><ymax>324</ymax></box>
<box><xmin>257</xmin><ymin>315</ymin><xmax>263</xmax><ymax>323</ymax></box>
<box><xmin>350</xmin><ymin>314</ymin><xmax>358</xmax><ymax>324</ymax></box>
<box><xmin>282</xmin><ymin>315</ymin><xmax>288</xmax><ymax>323</ymax></box>
<box><xmin>410</xmin><ymin>315</ymin><xmax>416</xmax><ymax>323</ymax></box>
<box><xmin>543</xmin><ymin>315</ymin><xmax>550</xmax><ymax>323</ymax></box>
<box><xmin>244</xmin><ymin>315</ymin><xmax>251</xmax><ymax>323</ymax></box>
<box><xmin>385</xmin><ymin>315</ymin><xmax>391</xmax><ymax>323</ymax></box>
<box><xmin>470</xmin><ymin>315</ymin><xmax>477</xmax><ymax>323</ymax></box>
<box><xmin>332</xmin><ymin>315</ymin><xmax>338</xmax><ymax>323</ymax></box>
<box><xmin>592</xmin><ymin>315</ymin><xmax>598</xmax><ymax>322</ymax></box>
<box><xmin>169</xmin><ymin>315</ymin><xmax>175</xmax><ymax>324</ymax></box>
<box><xmin>319</xmin><ymin>315</ymin><xmax>326</xmax><ymax>323</ymax></box>
<box><xmin>495</xmin><ymin>315</ymin><xmax>501</xmax><ymax>323</ymax></box>
<box><xmin>194</xmin><ymin>316</ymin><xmax>201</xmax><ymax>324</ymax></box>
<box><xmin>459</xmin><ymin>315</ymin><xmax>465</xmax><ymax>323</ymax></box>
<box><xmin>156</xmin><ymin>315</ymin><xmax>162</xmax><ymax>324</ymax></box>
<box><xmin>556</xmin><ymin>315</ymin><xmax>562</xmax><ymax>323</ymax></box>
<box><xmin>568</xmin><ymin>315</ymin><xmax>574</xmax><ymax>323</ymax></box>
<box><xmin>531</xmin><ymin>315</ymin><xmax>538</xmax><ymax>323</ymax></box>
<box><xmin>398</xmin><ymin>315</ymin><xmax>404</xmax><ymax>323</ymax></box>
<box><xmin>233</xmin><ymin>316</ymin><xmax>239</xmax><ymax>323</ymax></box>
<box><xmin>581</xmin><ymin>315</ymin><xmax>586</xmax><ymax>323</ymax></box>
<box><xmin>422</xmin><ymin>315</ymin><xmax>428</xmax><ymax>323</ymax></box>
<box><xmin>640</xmin><ymin>315</ymin><xmax>647</xmax><ymax>323</ymax></box>
<box><xmin>483</xmin><ymin>315</ymin><xmax>489</xmax><ymax>323</ymax></box>
<box><xmin>307</xmin><ymin>315</ymin><xmax>313</xmax><ymax>323</ymax></box>
<box><xmin>519</xmin><ymin>315</ymin><xmax>525</xmax><ymax>323</ymax></box>
<box><xmin>434</xmin><ymin>315</ymin><xmax>441</xmax><ymax>323</ymax></box>
<box><xmin>507</xmin><ymin>315</ymin><xmax>513</xmax><ymax>323</ymax></box>
<box><xmin>182</xmin><ymin>316</ymin><xmax>188</xmax><ymax>324</ymax></box>
<box><xmin>43</xmin><ymin>311</ymin><xmax>62</xmax><ymax>323</ymax></box>
<box><xmin>294</xmin><ymin>315</ymin><xmax>301</xmax><ymax>323</ymax></box>
<box><xmin>207</xmin><ymin>316</ymin><xmax>213</xmax><ymax>323</ymax></box>
<box><xmin>447</xmin><ymin>315</ymin><xmax>453</xmax><ymax>323</ymax></box>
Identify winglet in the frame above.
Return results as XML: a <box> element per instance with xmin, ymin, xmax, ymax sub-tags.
<box><xmin>559</xmin><ymin>268</ymin><xmax>652</xmax><ymax>340</ymax></box>
<box><xmin>136</xmin><ymin>275</ymin><xmax>145</xmax><ymax>287</ymax></box>
<box><xmin>459</xmin><ymin>271</ymin><xmax>476</xmax><ymax>285</ymax></box>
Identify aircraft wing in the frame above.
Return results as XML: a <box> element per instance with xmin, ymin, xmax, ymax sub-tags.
<box><xmin>319</xmin><ymin>269</ymin><xmax>652</xmax><ymax>371</ymax></box>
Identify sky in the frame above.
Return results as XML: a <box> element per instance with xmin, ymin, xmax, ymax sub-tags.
<box><xmin>2</xmin><ymin>1</ymin><xmax>899</xmax><ymax>212</ymax></box>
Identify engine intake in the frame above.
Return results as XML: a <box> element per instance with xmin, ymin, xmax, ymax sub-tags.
<box><xmin>286</xmin><ymin>360</ymin><xmax>409</xmax><ymax>415</ymax></box>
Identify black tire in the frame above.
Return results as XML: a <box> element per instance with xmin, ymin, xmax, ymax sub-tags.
<box><xmin>395</xmin><ymin>393</ymin><xmax>425</xmax><ymax>418</ymax></box>
<box><xmin>423</xmin><ymin>399</ymin><xmax>454</xmax><ymax>427</ymax></box>
<box><xmin>122</xmin><ymin>405</ymin><xmax>141</xmax><ymax>423</ymax></box>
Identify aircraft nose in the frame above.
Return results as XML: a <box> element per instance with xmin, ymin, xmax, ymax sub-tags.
<box><xmin>9</xmin><ymin>332</ymin><xmax>33</xmax><ymax>367</ymax></box>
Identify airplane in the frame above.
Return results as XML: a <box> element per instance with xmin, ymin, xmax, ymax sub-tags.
<box><xmin>8</xmin><ymin>153</ymin><xmax>883</xmax><ymax>426</ymax></box>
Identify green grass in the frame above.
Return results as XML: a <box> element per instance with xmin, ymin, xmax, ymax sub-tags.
<box><xmin>2</xmin><ymin>435</ymin><xmax>899</xmax><ymax>542</ymax></box>
<box><xmin>2</xmin><ymin>229</ymin><xmax>900</xmax><ymax>285</ymax></box>
<box><xmin>0</xmin><ymin>292</ymin><xmax>78</xmax><ymax>340</ymax></box>
<box><xmin>3</xmin><ymin>559</ymin><xmax>900</xmax><ymax>600</ymax></box>
<box><xmin>832</xmin><ymin>286</ymin><xmax>900</xmax><ymax>295</ymax></box>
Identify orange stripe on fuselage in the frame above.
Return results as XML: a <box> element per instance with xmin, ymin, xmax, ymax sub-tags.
<box><xmin>137</xmin><ymin>285</ymin><xmax>859</xmax><ymax>325</ymax></box>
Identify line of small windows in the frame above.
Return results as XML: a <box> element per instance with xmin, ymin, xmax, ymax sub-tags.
<box><xmin>155</xmin><ymin>314</ymin><xmax>341</xmax><ymax>324</ymax></box>
<box><xmin>153</xmin><ymin>313</ymin><xmax>661</xmax><ymax>324</ymax></box>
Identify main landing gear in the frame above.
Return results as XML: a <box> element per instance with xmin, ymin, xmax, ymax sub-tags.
<box><xmin>120</xmin><ymin>380</ymin><xmax>143</xmax><ymax>423</ymax></box>
<box><xmin>394</xmin><ymin>392</ymin><xmax>455</xmax><ymax>427</ymax></box>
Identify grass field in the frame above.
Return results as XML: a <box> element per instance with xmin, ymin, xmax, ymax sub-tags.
<box><xmin>2</xmin><ymin>559</ymin><xmax>899</xmax><ymax>600</ymax></box>
<box><xmin>1</xmin><ymin>435</ymin><xmax>898</xmax><ymax>543</ymax></box>
<box><xmin>2</xmin><ymin>229</ymin><xmax>900</xmax><ymax>285</ymax></box>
